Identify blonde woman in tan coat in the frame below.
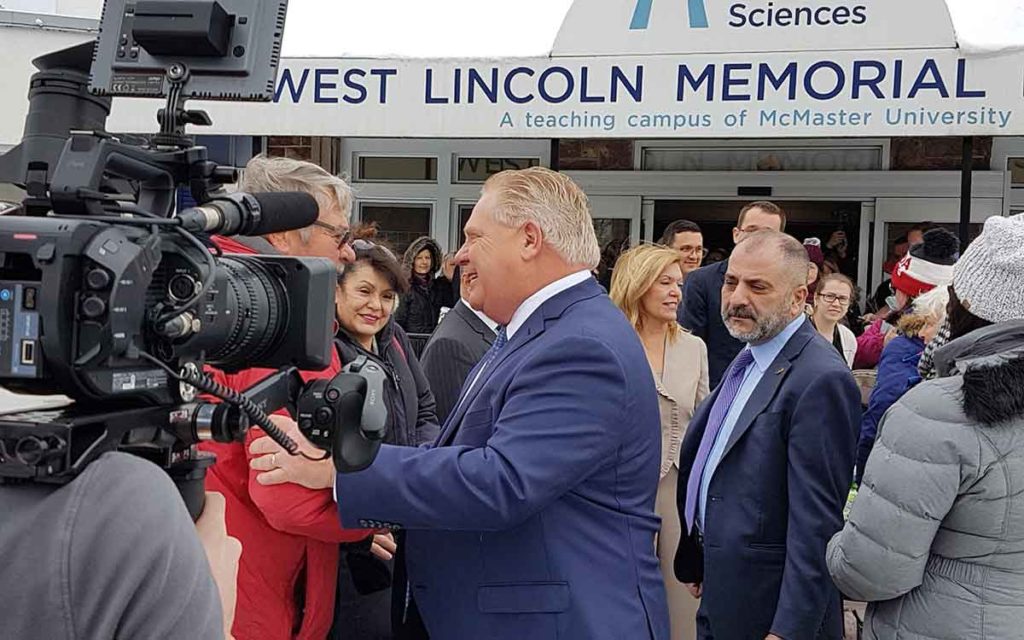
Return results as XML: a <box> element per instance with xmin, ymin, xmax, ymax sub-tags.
<box><xmin>611</xmin><ymin>245</ymin><xmax>710</xmax><ymax>640</ymax></box>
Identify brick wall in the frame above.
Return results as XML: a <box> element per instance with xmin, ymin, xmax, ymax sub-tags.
<box><xmin>557</xmin><ymin>139</ymin><xmax>634</xmax><ymax>170</ymax></box>
<box><xmin>266</xmin><ymin>136</ymin><xmax>314</xmax><ymax>161</ymax></box>
<box><xmin>889</xmin><ymin>136</ymin><xmax>992</xmax><ymax>170</ymax></box>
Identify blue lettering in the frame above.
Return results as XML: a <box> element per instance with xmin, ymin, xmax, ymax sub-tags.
<box><xmin>538</xmin><ymin>67</ymin><xmax>575</xmax><ymax>104</ymax></box>
<box><xmin>757</xmin><ymin>62</ymin><xmax>797</xmax><ymax>100</ymax></box>
<box><xmin>722</xmin><ymin>63</ymin><xmax>752</xmax><ymax>101</ymax></box>
<box><xmin>908</xmin><ymin>59</ymin><xmax>949</xmax><ymax>99</ymax></box>
<box><xmin>342</xmin><ymin>69</ymin><xmax>367</xmax><ymax>104</ymax></box>
<box><xmin>729</xmin><ymin>3</ymin><xmax>747</xmax><ymax>26</ymax></box>
<box><xmin>580</xmin><ymin>67</ymin><xmax>606</xmax><ymax>103</ymax></box>
<box><xmin>955</xmin><ymin>59</ymin><xmax>986</xmax><ymax>98</ymax></box>
<box><xmin>677</xmin><ymin>64</ymin><xmax>715</xmax><ymax>101</ymax></box>
<box><xmin>454</xmin><ymin>68</ymin><xmax>462</xmax><ymax>104</ymax></box>
<box><xmin>425</xmin><ymin>68</ymin><xmax>448</xmax><ymax>104</ymax></box>
<box><xmin>468</xmin><ymin>68</ymin><xmax>499</xmax><ymax>103</ymax></box>
<box><xmin>274</xmin><ymin>68</ymin><xmax>309</xmax><ymax>103</ymax></box>
<box><xmin>370</xmin><ymin>69</ymin><xmax>396</xmax><ymax>103</ymax></box>
<box><xmin>804</xmin><ymin>61</ymin><xmax>845</xmax><ymax>100</ymax></box>
<box><xmin>852</xmin><ymin>60</ymin><xmax>886</xmax><ymax>99</ymax></box>
<box><xmin>504</xmin><ymin>67</ymin><xmax>535</xmax><ymax>104</ymax></box>
<box><xmin>314</xmin><ymin>69</ymin><xmax>338</xmax><ymax>104</ymax></box>
<box><xmin>892</xmin><ymin>59</ymin><xmax>904</xmax><ymax>98</ymax></box>
<box><xmin>611</xmin><ymin>65</ymin><xmax>643</xmax><ymax>103</ymax></box>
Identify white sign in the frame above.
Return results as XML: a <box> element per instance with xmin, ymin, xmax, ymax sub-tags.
<box><xmin>554</xmin><ymin>0</ymin><xmax>956</xmax><ymax>56</ymax></box>
<box><xmin>108</xmin><ymin>49</ymin><xmax>1024</xmax><ymax>138</ymax></box>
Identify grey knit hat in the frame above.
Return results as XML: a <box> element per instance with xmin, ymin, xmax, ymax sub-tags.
<box><xmin>952</xmin><ymin>213</ymin><xmax>1024</xmax><ymax>323</ymax></box>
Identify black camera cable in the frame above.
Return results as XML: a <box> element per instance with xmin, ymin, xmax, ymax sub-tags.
<box><xmin>138</xmin><ymin>352</ymin><xmax>330</xmax><ymax>462</ymax></box>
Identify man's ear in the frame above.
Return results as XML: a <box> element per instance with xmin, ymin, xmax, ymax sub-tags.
<box><xmin>266</xmin><ymin>231</ymin><xmax>291</xmax><ymax>253</ymax></box>
<box><xmin>793</xmin><ymin>284</ymin><xmax>809</xmax><ymax>312</ymax></box>
<box><xmin>521</xmin><ymin>220</ymin><xmax>544</xmax><ymax>259</ymax></box>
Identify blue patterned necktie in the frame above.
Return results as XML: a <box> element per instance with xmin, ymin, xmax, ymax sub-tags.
<box><xmin>684</xmin><ymin>348</ymin><xmax>756</xmax><ymax>532</ymax></box>
<box><xmin>451</xmin><ymin>326</ymin><xmax>507</xmax><ymax>415</ymax></box>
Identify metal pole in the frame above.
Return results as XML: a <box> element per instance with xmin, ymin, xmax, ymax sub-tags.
<box><xmin>959</xmin><ymin>136</ymin><xmax>973</xmax><ymax>253</ymax></box>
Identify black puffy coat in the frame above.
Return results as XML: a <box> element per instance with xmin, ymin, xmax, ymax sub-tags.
<box><xmin>395</xmin><ymin>237</ymin><xmax>454</xmax><ymax>334</ymax></box>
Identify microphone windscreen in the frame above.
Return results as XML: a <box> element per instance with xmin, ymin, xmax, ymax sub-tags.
<box><xmin>249</xmin><ymin>192</ymin><xmax>319</xmax><ymax>235</ymax></box>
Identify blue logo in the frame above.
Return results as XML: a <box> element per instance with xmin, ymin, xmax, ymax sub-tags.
<box><xmin>630</xmin><ymin>0</ymin><xmax>709</xmax><ymax>30</ymax></box>
<box><xmin>0</xmin><ymin>289</ymin><xmax>10</xmax><ymax>302</ymax></box>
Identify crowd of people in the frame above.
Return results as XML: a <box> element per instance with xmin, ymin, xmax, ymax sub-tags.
<box><xmin>3</xmin><ymin>155</ymin><xmax>1024</xmax><ymax>640</ymax></box>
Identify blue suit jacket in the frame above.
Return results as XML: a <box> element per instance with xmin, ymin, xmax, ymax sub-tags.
<box><xmin>678</xmin><ymin>261</ymin><xmax>744</xmax><ymax>389</ymax></box>
<box><xmin>674</xmin><ymin>319</ymin><xmax>861</xmax><ymax>640</ymax></box>
<box><xmin>336</xmin><ymin>278</ymin><xmax>669</xmax><ymax>640</ymax></box>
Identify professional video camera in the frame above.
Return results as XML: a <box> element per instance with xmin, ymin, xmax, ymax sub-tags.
<box><xmin>0</xmin><ymin>0</ymin><xmax>385</xmax><ymax>518</ymax></box>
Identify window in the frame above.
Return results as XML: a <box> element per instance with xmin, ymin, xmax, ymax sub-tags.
<box><xmin>642</xmin><ymin>146</ymin><xmax>883</xmax><ymax>172</ymax></box>
<box><xmin>360</xmin><ymin>203</ymin><xmax>432</xmax><ymax>256</ymax></box>
<box><xmin>456</xmin><ymin>203</ymin><xmax>476</xmax><ymax>247</ymax></box>
<box><xmin>356</xmin><ymin>156</ymin><xmax>438</xmax><ymax>183</ymax></box>
<box><xmin>455</xmin><ymin>157</ymin><xmax>540</xmax><ymax>183</ymax></box>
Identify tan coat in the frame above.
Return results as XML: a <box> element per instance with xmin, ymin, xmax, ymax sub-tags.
<box><xmin>654</xmin><ymin>330</ymin><xmax>711</xmax><ymax>478</ymax></box>
<box><xmin>652</xmin><ymin>328</ymin><xmax>710</xmax><ymax>640</ymax></box>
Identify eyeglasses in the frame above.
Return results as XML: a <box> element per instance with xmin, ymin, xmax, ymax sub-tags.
<box><xmin>677</xmin><ymin>245</ymin><xmax>709</xmax><ymax>258</ymax></box>
<box><xmin>312</xmin><ymin>220</ymin><xmax>352</xmax><ymax>249</ymax></box>
<box><xmin>817</xmin><ymin>292</ymin><xmax>851</xmax><ymax>306</ymax></box>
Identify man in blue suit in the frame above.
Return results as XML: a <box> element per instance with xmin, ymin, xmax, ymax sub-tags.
<box><xmin>674</xmin><ymin>231</ymin><xmax>861</xmax><ymax>640</ymax></box>
<box><xmin>255</xmin><ymin>167</ymin><xmax>669</xmax><ymax>639</ymax></box>
<box><xmin>678</xmin><ymin>202</ymin><xmax>786</xmax><ymax>388</ymax></box>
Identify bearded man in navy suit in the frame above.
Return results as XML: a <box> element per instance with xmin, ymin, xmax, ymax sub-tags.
<box><xmin>675</xmin><ymin>231</ymin><xmax>861</xmax><ymax>640</ymax></box>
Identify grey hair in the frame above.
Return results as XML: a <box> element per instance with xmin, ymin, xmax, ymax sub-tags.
<box><xmin>482</xmin><ymin>167</ymin><xmax>601</xmax><ymax>269</ymax></box>
<box><xmin>736</xmin><ymin>230</ymin><xmax>810</xmax><ymax>288</ymax></box>
<box><xmin>238</xmin><ymin>154</ymin><xmax>353</xmax><ymax>242</ymax></box>
<box><xmin>913</xmin><ymin>286</ymin><xmax>950</xmax><ymax>322</ymax></box>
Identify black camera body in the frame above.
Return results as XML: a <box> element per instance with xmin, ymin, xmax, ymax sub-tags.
<box><xmin>0</xmin><ymin>0</ymin><xmax>386</xmax><ymax>516</ymax></box>
<box><xmin>0</xmin><ymin>214</ymin><xmax>334</xmax><ymax>405</ymax></box>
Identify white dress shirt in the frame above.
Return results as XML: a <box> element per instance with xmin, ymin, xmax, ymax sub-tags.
<box><xmin>505</xmin><ymin>270</ymin><xmax>593</xmax><ymax>339</ymax></box>
<box><xmin>461</xmin><ymin>298</ymin><xmax>499</xmax><ymax>334</ymax></box>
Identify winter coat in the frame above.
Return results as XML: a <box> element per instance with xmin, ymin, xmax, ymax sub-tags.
<box><xmin>199</xmin><ymin>236</ymin><xmax>373</xmax><ymax>640</ymax></box>
<box><xmin>334</xmin><ymin>319</ymin><xmax>440</xmax><ymax>447</ymax></box>
<box><xmin>853</xmin><ymin>317</ymin><xmax>888</xmax><ymax>369</ymax></box>
<box><xmin>827</xmin><ymin>320</ymin><xmax>1024</xmax><ymax>640</ymax></box>
<box><xmin>396</xmin><ymin>237</ymin><xmax>454</xmax><ymax>334</ymax></box>
<box><xmin>855</xmin><ymin>334</ymin><xmax>924</xmax><ymax>484</ymax></box>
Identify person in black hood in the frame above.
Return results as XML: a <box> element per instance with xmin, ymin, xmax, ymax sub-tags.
<box><xmin>396</xmin><ymin>236</ymin><xmax>454</xmax><ymax>334</ymax></box>
<box><xmin>332</xmin><ymin>238</ymin><xmax>439</xmax><ymax>640</ymax></box>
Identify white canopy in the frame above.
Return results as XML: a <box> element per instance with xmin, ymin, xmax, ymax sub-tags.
<box><xmin>278</xmin><ymin>0</ymin><xmax>1024</xmax><ymax>59</ymax></box>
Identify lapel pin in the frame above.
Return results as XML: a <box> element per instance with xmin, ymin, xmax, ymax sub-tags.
<box><xmin>775</xmin><ymin>367</ymin><xmax>786</xmax><ymax>375</ymax></box>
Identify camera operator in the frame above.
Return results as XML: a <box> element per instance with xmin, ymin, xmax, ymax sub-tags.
<box><xmin>200</xmin><ymin>155</ymin><xmax>391</xmax><ymax>640</ymax></box>
<box><xmin>0</xmin><ymin>451</ymin><xmax>241</xmax><ymax>639</ymax></box>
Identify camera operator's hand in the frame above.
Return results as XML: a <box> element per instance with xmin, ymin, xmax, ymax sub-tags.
<box><xmin>196</xmin><ymin>492</ymin><xmax>242</xmax><ymax>640</ymax></box>
<box><xmin>249</xmin><ymin>415</ymin><xmax>335</xmax><ymax>490</ymax></box>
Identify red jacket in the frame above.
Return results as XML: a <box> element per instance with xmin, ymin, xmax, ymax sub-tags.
<box><xmin>200</xmin><ymin>236</ymin><xmax>371</xmax><ymax>640</ymax></box>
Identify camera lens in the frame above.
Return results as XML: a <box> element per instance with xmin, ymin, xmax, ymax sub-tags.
<box><xmin>170</xmin><ymin>256</ymin><xmax>288</xmax><ymax>372</ymax></box>
<box><xmin>206</xmin><ymin>256</ymin><xmax>286</xmax><ymax>370</ymax></box>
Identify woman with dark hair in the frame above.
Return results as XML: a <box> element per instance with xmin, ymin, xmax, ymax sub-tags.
<box><xmin>396</xmin><ymin>237</ymin><xmax>454</xmax><ymax>334</ymax></box>
<box><xmin>828</xmin><ymin>213</ymin><xmax>1024</xmax><ymax>640</ymax></box>
<box><xmin>333</xmin><ymin>238</ymin><xmax>439</xmax><ymax>639</ymax></box>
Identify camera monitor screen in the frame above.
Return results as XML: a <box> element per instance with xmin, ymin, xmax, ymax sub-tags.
<box><xmin>89</xmin><ymin>0</ymin><xmax>288</xmax><ymax>102</ymax></box>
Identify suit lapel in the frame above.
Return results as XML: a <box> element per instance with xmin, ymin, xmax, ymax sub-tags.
<box><xmin>454</xmin><ymin>302</ymin><xmax>495</xmax><ymax>346</ymax></box>
<box><xmin>436</xmin><ymin>278</ymin><xmax>603</xmax><ymax>447</ymax></box>
<box><xmin>719</xmin><ymin>322</ymin><xmax>815</xmax><ymax>460</ymax></box>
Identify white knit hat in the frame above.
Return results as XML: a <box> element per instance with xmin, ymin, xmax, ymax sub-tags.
<box><xmin>952</xmin><ymin>213</ymin><xmax>1024</xmax><ymax>323</ymax></box>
